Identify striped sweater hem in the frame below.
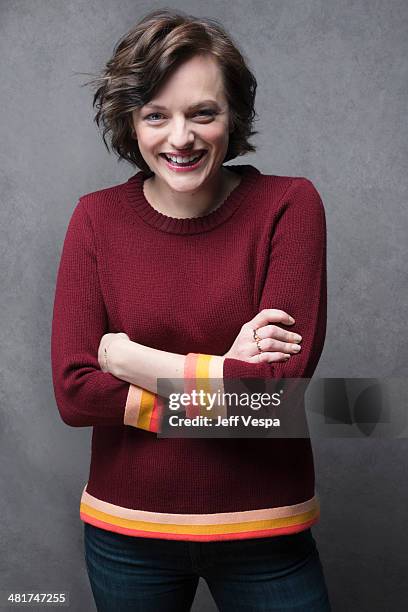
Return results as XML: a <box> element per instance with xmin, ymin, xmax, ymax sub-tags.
<box><xmin>79</xmin><ymin>485</ymin><xmax>320</xmax><ymax>542</ymax></box>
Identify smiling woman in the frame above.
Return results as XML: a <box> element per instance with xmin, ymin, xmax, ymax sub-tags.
<box><xmin>84</xmin><ymin>14</ymin><xmax>258</xmax><ymax>220</ymax></box>
<box><xmin>51</xmin><ymin>7</ymin><xmax>331</xmax><ymax>611</ymax></box>
<box><xmin>129</xmin><ymin>52</ymin><xmax>242</xmax><ymax>218</ymax></box>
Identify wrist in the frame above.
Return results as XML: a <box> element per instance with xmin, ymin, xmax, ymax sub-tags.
<box><xmin>109</xmin><ymin>337</ymin><xmax>140</xmax><ymax>378</ymax></box>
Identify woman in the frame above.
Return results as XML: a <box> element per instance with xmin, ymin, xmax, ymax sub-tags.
<box><xmin>51</xmin><ymin>8</ymin><xmax>331</xmax><ymax>611</ymax></box>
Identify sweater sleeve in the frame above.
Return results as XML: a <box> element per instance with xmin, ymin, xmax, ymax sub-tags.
<box><xmin>184</xmin><ymin>178</ymin><xmax>327</xmax><ymax>414</ymax></box>
<box><xmin>50</xmin><ymin>198</ymin><xmax>162</xmax><ymax>431</ymax></box>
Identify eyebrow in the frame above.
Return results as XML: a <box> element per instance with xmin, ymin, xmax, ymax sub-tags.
<box><xmin>143</xmin><ymin>99</ymin><xmax>221</xmax><ymax>111</ymax></box>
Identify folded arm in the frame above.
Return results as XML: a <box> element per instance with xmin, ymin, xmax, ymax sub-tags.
<box><xmin>108</xmin><ymin>178</ymin><xmax>327</xmax><ymax>420</ymax></box>
<box><xmin>51</xmin><ymin>199</ymin><xmax>164</xmax><ymax>432</ymax></box>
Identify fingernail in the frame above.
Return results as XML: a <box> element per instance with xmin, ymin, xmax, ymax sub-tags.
<box><xmin>294</xmin><ymin>335</ymin><xmax>302</xmax><ymax>342</ymax></box>
<box><xmin>288</xmin><ymin>316</ymin><xmax>295</xmax><ymax>323</ymax></box>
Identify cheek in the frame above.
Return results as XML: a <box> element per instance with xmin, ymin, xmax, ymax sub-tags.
<box><xmin>201</xmin><ymin>124</ymin><xmax>229</xmax><ymax>146</ymax></box>
<box><xmin>137</xmin><ymin>131</ymin><xmax>160</xmax><ymax>153</ymax></box>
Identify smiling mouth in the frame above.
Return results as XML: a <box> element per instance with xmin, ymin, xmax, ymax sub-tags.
<box><xmin>159</xmin><ymin>151</ymin><xmax>207</xmax><ymax>165</ymax></box>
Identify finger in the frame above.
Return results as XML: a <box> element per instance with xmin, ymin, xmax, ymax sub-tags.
<box><xmin>245</xmin><ymin>352</ymin><xmax>292</xmax><ymax>364</ymax></box>
<box><xmin>256</xmin><ymin>324</ymin><xmax>302</xmax><ymax>344</ymax></box>
<box><xmin>250</xmin><ymin>309</ymin><xmax>295</xmax><ymax>329</ymax></box>
<box><xmin>257</xmin><ymin>337</ymin><xmax>302</xmax><ymax>355</ymax></box>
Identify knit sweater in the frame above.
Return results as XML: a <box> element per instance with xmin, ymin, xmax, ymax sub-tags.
<box><xmin>51</xmin><ymin>164</ymin><xmax>327</xmax><ymax>541</ymax></box>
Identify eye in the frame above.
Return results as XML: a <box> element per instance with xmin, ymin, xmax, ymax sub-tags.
<box><xmin>194</xmin><ymin>109</ymin><xmax>217</xmax><ymax>117</ymax></box>
<box><xmin>144</xmin><ymin>112</ymin><xmax>164</xmax><ymax>122</ymax></box>
<box><xmin>143</xmin><ymin>109</ymin><xmax>218</xmax><ymax>122</ymax></box>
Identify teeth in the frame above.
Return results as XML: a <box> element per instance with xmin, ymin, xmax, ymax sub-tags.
<box><xmin>165</xmin><ymin>152</ymin><xmax>202</xmax><ymax>163</ymax></box>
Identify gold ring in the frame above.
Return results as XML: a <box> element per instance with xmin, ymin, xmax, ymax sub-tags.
<box><xmin>253</xmin><ymin>328</ymin><xmax>263</xmax><ymax>353</ymax></box>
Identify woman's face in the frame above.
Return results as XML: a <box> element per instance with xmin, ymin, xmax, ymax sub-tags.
<box><xmin>131</xmin><ymin>54</ymin><xmax>232</xmax><ymax>193</ymax></box>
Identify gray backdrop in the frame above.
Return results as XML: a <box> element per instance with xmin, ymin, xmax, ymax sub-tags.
<box><xmin>1</xmin><ymin>1</ymin><xmax>407</xmax><ymax>610</ymax></box>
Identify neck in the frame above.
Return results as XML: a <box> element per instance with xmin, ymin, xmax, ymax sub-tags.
<box><xmin>143</xmin><ymin>167</ymin><xmax>238</xmax><ymax>219</ymax></box>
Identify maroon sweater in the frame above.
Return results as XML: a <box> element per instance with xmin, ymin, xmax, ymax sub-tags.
<box><xmin>51</xmin><ymin>164</ymin><xmax>327</xmax><ymax>541</ymax></box>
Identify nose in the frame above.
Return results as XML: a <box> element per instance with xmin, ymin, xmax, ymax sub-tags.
<box><xmin>168</xmin><ymin>117</ymin><xmax>195</xmax><ymax>150</ymax></box>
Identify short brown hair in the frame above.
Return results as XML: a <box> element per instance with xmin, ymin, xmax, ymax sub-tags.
<box><xmin>83</xmin><ymin>8</ymin><xmax>258</xmax><ymax>173</ymax></box>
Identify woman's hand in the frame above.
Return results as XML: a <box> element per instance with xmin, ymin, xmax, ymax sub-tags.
<box><xmin>223</xmin><ymin>309</ymin><xmax>302</xmax><ymax>364</ymax></box>
<box><xmin>97</xmin><ymin>332</ymin><xmax>131</xmax><ymax>374</ymax></box>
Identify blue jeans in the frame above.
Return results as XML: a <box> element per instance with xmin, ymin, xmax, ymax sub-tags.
<box><xmin>84</xmin><ymin>523</ymin><xmax>331</xmax><ymax>611</ymax></box>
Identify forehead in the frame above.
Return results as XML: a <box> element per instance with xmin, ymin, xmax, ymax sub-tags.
<box><xmin>148</xmin><ymin>54</ymin><xmax>226</xmax><ymax>106</ymax></box>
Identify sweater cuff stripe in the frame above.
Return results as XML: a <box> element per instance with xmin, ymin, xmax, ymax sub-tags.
<box><xmin>184</xmin><ymin>353</ymin><xmax>226</xmax><ymax>418</ymax></box>
<box><xmin>148</xmin><ymin>395</ymin><xmax>164</xmax><ymax>432</ymax></box>
<box><xmin>138</xmin><ymin>390</ymin><xmax>157</xmax><ymax>431</ymax></box>
<box><xmin>124</xmin><ymin>385</ymin><xmax>161</xmax><ymax>433</ymax></box>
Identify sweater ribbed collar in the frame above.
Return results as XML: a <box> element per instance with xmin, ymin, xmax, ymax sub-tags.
<box><xmin>123</xmin><ymin>164</ymin><xmax>260</xmax><ymax>235</ymax></box>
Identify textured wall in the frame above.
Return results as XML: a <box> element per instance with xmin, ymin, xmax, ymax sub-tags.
<box><xmin>1</xmin><ymin>1</ymin><xmax>407</xmax><ymax>610</ymax></box>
